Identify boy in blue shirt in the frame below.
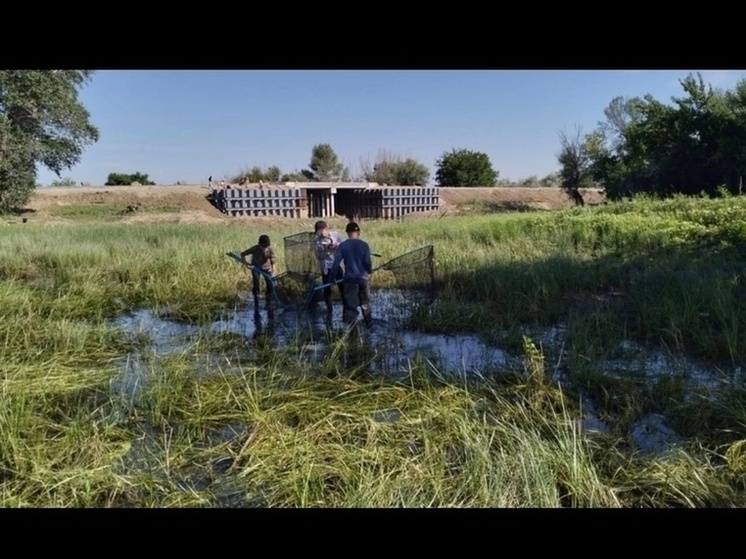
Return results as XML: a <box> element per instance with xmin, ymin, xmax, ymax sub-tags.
<box><xmin>329</xmin><ymin>222</ymin><xmax>373</xmax><ymax>326</ymax></box>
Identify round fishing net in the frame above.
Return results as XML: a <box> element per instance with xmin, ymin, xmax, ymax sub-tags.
<box><xmin>374</xmin><ymin>245</ymin><xmax>436</xmax><ymax>321</ymax></box>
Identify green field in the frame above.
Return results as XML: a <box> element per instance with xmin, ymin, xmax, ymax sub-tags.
<box><xmin>2</xmin><ymin>194</ymin><xmax>746</xmax><ymax>507</ymax></box>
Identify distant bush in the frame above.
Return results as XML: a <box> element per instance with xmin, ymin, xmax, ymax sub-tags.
<box><xmin>280</xmin><ymin>172</ymin><xmax>310</xmax><ymax>183</ymax></box>
<box><xmin>105</xmin><ymin>172</ymin><xmax>155</xmax><ymax>186</ymax></box>
<box><xmin>495</xmin><ymin>173</ymin><xmax>562</xmax><ymax>188</ymax></box>
<box><xmin>51</xmin><ymin>177</ymin><xmax>77</xmax><ymax>187</ymax></box>
<box><xmin>231</xmin><ymin>166</ymin><xmax>282</xmax><ymax>184</ymax></box>
<box><xmin>360</xmin><ymin>150</ymin><xmax>430</xmax><ymax>186</ymax></box>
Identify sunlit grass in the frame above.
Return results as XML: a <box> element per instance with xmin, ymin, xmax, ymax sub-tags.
<box><xmin>2</xmin><ymin>193</ymin><xmax>746</xmax><ymax>506</ymax></box>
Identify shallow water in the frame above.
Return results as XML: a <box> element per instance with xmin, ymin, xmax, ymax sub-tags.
<box><xmin>368</xmin><ymin>330</ymin><xmax>509</xmax><ymax>377</ymax></box>
<box><xmin>109</xmin><ymin>289</ymin><xmax>506</xmax><ymax>390</ymax></box>
<box><xmin>108</xmin><ymin>289</ymin><xmax>743</xmax><ymax>456</ymax></box>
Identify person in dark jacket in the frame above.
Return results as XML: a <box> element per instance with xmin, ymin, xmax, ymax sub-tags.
<box><xmin>329</xmin><ymin>222</ymin><xmax>373</xmax><ymax>326</ymax></box>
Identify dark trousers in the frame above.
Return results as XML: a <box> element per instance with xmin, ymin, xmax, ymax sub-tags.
<box><xmin>252</xmin><ymin>270</ymin><xmax>273</xmax><ymax>298</ymax></box>
<box><xmin>322</xmin><ymin>267</ymin><xmax>344</xmax><ymax>302</ymax></box>
<box><xmin>342</xmin><ymin>277</ymin><xmax>371</xmax><ymax>325</ymax></box>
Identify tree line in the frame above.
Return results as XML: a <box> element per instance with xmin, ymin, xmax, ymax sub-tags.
<box><xmin>3</xmin><ymin>70</ymin><xmax>746</xmax><ymax>212</ymax></box>
<box><xmin>228</xmin><ymin>144</ymin><xmax>500</xmax><ymax>188</ymax></box>
<box><xmin>557</xmin><ymin>73</ymin><xmax>746</xmax><ymax>204</ymax></box>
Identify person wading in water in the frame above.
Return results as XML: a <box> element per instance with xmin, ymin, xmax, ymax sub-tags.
<box><xmin>329</xmin><ymin>221</ymin><xmax>373</xmax><ymax>326</ymax></box>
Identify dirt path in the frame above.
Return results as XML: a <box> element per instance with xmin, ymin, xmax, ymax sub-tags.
<box><xmin>21</xmin><ymin>185</ymin><xmax>605</xmax><ymax>224</ymax></box>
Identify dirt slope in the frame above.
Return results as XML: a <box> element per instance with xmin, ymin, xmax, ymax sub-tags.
<box><xmin>22</xmin><ymin>185</ymin><xmax>605</xmax><ymax>224</ymax></box>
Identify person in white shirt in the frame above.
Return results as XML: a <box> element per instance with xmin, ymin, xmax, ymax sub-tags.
<box><xmin>313</xmin><ymin>220</ymin><xmax>344</xmax><ymax>311</ymax></box>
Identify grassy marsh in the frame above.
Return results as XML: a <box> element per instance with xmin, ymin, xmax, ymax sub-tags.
<box><xmin>2</xmin><ymin>193</ymin><xmax>746</xmax><ymax>507</ymax></box>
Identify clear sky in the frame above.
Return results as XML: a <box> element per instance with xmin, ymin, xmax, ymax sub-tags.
<box><xmin>35</xmin><ymin>69</ymin><xmax>746</xmax><ymax>187</ymax></box>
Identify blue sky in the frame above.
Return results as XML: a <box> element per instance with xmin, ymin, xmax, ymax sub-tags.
<box><xmin>36</xmin><ymin>70</ymin><xmax>746</xmax><ymax>186</ymax></box>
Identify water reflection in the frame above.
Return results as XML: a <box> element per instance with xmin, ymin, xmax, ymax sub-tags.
<box><xmin>253</xmin><ymin>305</ymin><xmax>275</xmax><ymax>342</ymax></box>
<box><xmin>109</xmin><ymin>289</ymin><xmax>507</xmax><ymax>380</ymax></box>
<box><xmin>108</xmin><ymin>290</ymin><xmax>746</xmax><ymax>456</ymax></box>
<box><xmin>110</xmin><ymin>296</ymin><xmax>741</xmax><ymax>392</ymax></box>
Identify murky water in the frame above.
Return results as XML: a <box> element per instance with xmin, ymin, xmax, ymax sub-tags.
<box><xmin>111</xmin><ymin>289</ymin><xmax>506</xmax><ymax>380</ymax></box>
<box><xmin>108</xmin><ymin>289</ymin><xmax>743</xmax><ymax>457</ymax></box>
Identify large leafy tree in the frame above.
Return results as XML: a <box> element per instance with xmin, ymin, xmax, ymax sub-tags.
<box><xmin>0</xmin><ymin>70</ymin><xmax>99</xmax><ymax>211</ymax></box>
<box><xmin>434</xmin><ymin>148</ymin><xmax>498</xmax><ymax>186</ymax></box>
<box><xmin>307</xmin><ymin>143</ymin><xmax>349</xmax><ymax>181</ymax></box>
<box><xmin>394</xmin><ymin>158</ymin><xmax>430</xmax><ymax>186</ymax></box>
<box><xmin>571</xmin><ymin>72</ymin><xmax>746</xmax><ymax>200</ymax></box>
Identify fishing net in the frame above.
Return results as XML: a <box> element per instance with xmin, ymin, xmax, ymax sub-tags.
<box><xmin>278</xmin><ymin>231</ymin><xmax>325</xmax><ymax>309</ymax></box>
<box><xmin>272</xmin><ymin>271</ymin><xmax>321</xmax><ymax>308</ymax></box>
<box><xmin>232</xmin><ymin>242</ymin><xmax>436</xmax><ymax>320</ymax></box>
<box><xmin>283</xmin><ymin>232</ymin><xmax>319</xmax><ymax>280</ymax></box>
<box><xmin>376</xmin><ymin>245</ymin><xmax>436</xmax><ymax>321</ymax></box>
<box><xmin>381</xmin><ymin>245</ymin><xmax>436</xmax><ymax>298</ymax></box>
<box><xmin>297</xmin><ymin>244</ymin><xmax>437</xmax><ymax>323</ymax></box>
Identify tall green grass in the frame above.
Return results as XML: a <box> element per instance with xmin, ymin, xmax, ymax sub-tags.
<box><xmin>2</xmin><ymin>193</ymin><xmax>746</xmax><ymax>507</ymax></box>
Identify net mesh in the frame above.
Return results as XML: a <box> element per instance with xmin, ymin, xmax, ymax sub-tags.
<box><xmin>381</xmin><ymin>245</ymin><xmax>436</xmax><ymax>299</ymax></box>
<box><xmin>373</xmin><ymin>245</ymin><xmax>437</xmax><ymax>321</ymax></box>
<box><xmin>279</xmin><ymin>231</ymin><xmax>324</xmax><ymax>309</ymax></box>
<box><xmin>272</xmin><ymin>271</ymin><xmax>320</xmax><ymax>308</ymax></box>
<box><xmin>283</xmin><ymin>232</ymin><xmax>319</xmax><ymax>279</ymax></box>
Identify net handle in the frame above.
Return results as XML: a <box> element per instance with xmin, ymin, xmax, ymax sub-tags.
<box><xmin>381</xmin><ymin>245</ymin><xmax>433</xmax><ymax>272</ymax></box>
<box><xmin>226</xmin><ymin>252</ymin><xmax>289</xmax><ymax>307</ymax></box>
<box><xmin>299</xmin><ymin>246</ymin><xmax>432</xmax><ymax>311</ymax></box>
<box><xmin>308</xmin><ymin>263</ymin><xmax>384</xmax><ymax>294</ymax></box>
<box><xmin>305</xmin><ymin>245</ymin><xmax>430</xmax><ymax>295</ymax></box>
<box><xmin>304</xmin><ymin>252</ymin><xmax>382</xmax><ymax>295</ymax></box>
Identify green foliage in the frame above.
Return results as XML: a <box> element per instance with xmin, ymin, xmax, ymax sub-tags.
<box><xmin>307</xmin><ymin>143</ymin><xmax>349</xmax><ymax>182</ymax></box>
<box><xmin>51</xmin><ymin>177</ymin><xmax>77</xmax><ymax>187</ymax></box>
<box><xmin>362</xmin><ymin>150</ymin><xmax>430</xmax><ymax>185</ymax></box>
<box><xmin>232</xmin><ymin>165</ymin><xmax>281</xmax><ymax>184</ymax></box>
<box><xmin>394</xmin><ymin>159</ymin><xmax>430</xmax><ymax>186</ymax></box>
<box><xmin>280</xmin><ymin>171</ymin><xmax>309</xmax><ymax>182</ymax></box>
<box><xmin>5</xmin><ymin>198</ymin><xmax>746</xmax><ymax>506</ymax></box>
<box><xmin>0</xmin><ymin>70</ymin><xmax>99</xmax><ymax>212</ymax></box>
<box><xmin>105</xmin><ymin>172</ymin><xmax>155</xmax><ymax>186</ymax></box>
<box><xmin>575</xmin><ymin>72</ymin><xmax>746</xmax><ymax>200</ymax></box>
<box><xmin>435</xmin><ymin>148</ymin><xmax>498</xmax><ymax>187</ymax></box>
